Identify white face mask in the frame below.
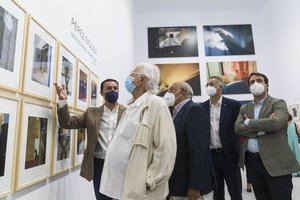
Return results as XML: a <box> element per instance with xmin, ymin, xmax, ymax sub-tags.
<box><xmin>250</xmin><ymin>82</ymin><xmax>265</xmax><ymax>96</ymax></box>
<box><xmin>163</xmin><ymin>92</ymin><xmax>176</xmax><ymax>107</ymax></box>
<box><xmin>206</xmin><ymin>86</ymin><xmax>217</xmax><ymax>97</ymax></box>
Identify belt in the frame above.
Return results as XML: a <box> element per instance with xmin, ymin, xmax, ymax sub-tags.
<box><xmin>211</xmin><ymin>148</ymin><xmax>223</xmax><ymax>153</ymax></box>
<box><xmin>246</xmin><ymin>151</ymin><xmax>261</xmax><ymax>159</ymax></box>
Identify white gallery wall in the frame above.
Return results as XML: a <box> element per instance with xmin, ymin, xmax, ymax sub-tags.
<box><xmin>2</xmin><ymin>0</ymin><xmax>135</xmax><ymax>200</ymax></box>
<box><xmin>133</xmin><ymin>1</ymin><xmax>300</xmax><ymax>104</ymax></box>
<box><xmin>260</xmin><ymin>0</ymin><xmax>300</xmax><ymax>105</ymax></box>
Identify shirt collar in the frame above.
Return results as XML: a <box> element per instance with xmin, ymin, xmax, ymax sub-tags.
<box><xmin>210</xmin><ymin>96</ymin><xmax>223</xmax><ymax>107</ymax></box>
<box><xmin>174</xmin><ymin>99</ymin><xmax>190</xmax><ymax>113</ymax></box>
<box><xmin>253</xmin><ymin>96</ymin><xmax>267</xmax><ymax>106</ymax></box>
<box><xmin>104</xmin><ymin>104</ymin><xmax>119</xmax><ymax>113</ymax></box>
<box><xmin>127</xmin><ymin>91</ymin><xmax>151</xmax><ymax>107</ymax></box>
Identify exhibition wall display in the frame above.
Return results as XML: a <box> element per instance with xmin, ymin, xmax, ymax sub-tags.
<box><xmin>0</xmin><ymin>0</ymin><xmax>100</xmax><ymax>197</ymax></box>
<box><xmin>147</xmin><ymin>23</ymin><xmax>257</xmax><ymax>100</ymax></box>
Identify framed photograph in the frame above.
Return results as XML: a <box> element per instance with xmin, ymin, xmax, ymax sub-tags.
<box><xmin>51</xmin><ymin>109</ymin><xmax>74</xmax><ymax>175</ymax></box>
<box><xmin>148</xmin><ymin>26</ymin><xmax>198</xmax><ymax>58</ymax></box>
<box><xmin>206</xmin><ymin>61</ymin><xmax>257</xmax><ymax>94</ymax></box>
<box><xmin>0</xmin><ymin>96</ymin><xmax>19</xmax><ymax>198</ymax></box>
<box><xmin>0</xmin><ymin>0</ymin><xmax>26</xmax><ymax>92</ymax></box>
<box><xmin>76</xmin><ymin>61</ymin><xmax>89</xmax><ymax>110</ymax></box>
<box><xmin>89</xmin><ymin>73</ymin><xmax>99</xmax><ymax>107</ymax></box>
<box><xmin>23</xmin><ymin>16</ymin><xmax>56</xmax><ymax>101</ymax></box>
<box><xmin>203</xmin><ymin>24</ymin><xmax>255</xmax><ymax>56</ymax></box>
<box><xmin>73</xmin><ymin>123</ymin><xmax>87</xmax><ymax>167</ymax></box>
<box><xmin>290</xmin><ymin>105</ymin><xmax>299</xmax><ymax>120</ymax></box>
<box><xmin>56</xmin><ymin>43</ymin><xmax>77</xmax><ymax>107</ymax></box>
<box><xmin>156</xmin><ymin>63</ymin><xmax>201</xmax><ymax>95</ymax></box>
<box><xmin>16</xmin><ymin>102</ymin><xmax>53</xmax><ymax>190</ymax></box>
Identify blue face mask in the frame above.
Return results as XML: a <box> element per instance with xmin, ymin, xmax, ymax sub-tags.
<box><xmin>125</xmin><ymin>76</ymin><xmax>136</xmax><ymax>94</ymax></box>
<box><xmin>105</xmin><ymin>90</ymin><xmax>119</xmax><ymax>103</ymax></box>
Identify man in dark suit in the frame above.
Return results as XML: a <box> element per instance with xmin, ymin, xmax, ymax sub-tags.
<box><xmin>202</xmin><ymin>76</ymin><xmax>242</xmax><ymax>200</ymax></box>
<box><xmin>235</xmin><ymin>72</ymin><xmax>300</xmax><ymax>200</ymax></box>
<box><xmin>54</xmin><ymin>79</ymin><xmax>126</xmax><ymax>200</ymax></box>
<box><xmin>165</xmin><ymin>82</ymin><xmax>215</xmax><ymax>200</ymax></box>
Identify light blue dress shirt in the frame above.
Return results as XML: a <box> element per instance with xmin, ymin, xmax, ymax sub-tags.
<box><xmin>245</xmin><ymin>99</ymin><xmax>266</xmax><ymax>153</ymax></box>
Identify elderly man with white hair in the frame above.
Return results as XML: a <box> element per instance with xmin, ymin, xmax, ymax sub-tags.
<box><xmin>164</xmin><ymin>82</ymin><xmax>215</xmax><ymax>200</ymax></box>
<box><xmin>100</xmin><ymin>63</ymin><xmax>177</xmax><ymax>200</ymax></box>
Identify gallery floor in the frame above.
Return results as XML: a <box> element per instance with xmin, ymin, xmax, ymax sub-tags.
<box><xmin>225</xmin><ymin>170</ymin><xmax>300</xmax><ymax>199</ymax></box>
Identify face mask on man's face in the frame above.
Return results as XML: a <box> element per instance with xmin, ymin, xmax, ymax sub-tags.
<box><xmin>163</xmin><ymin>89</ymin><xmax>182</xmax><ymax>107</ymax></box>
<box><xmin>250</xmin><ymin>82</ymin><xmax>265</xmax><ymax>96</ymax></box>
<box><xmin>206</xmin><ymin>86</ymin><xmax>217</xmax><ymax>97</ymax></box>
<box><xmin>105</xmin><ymin>90</ymin><xmax>119</xmax><ymax>103</ymax></box>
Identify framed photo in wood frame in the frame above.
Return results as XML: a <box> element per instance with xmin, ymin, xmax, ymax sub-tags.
<box><xmin>0</xmin><ymin>0</ymin><xmax>26</xmax><ymax>92</ymax></box>
<box><xmin>16</xmin><ymin>101</ymin><xmax>53</xmax><ymax>190</ymax></box>
<box><xmin>0</xmin><ymin>96</ymin><xmax>19</xmax><ymax>198</ymax></box>
<box><xmin>23</xmin><ymin>16</ymin><xmax>56</xmax><ymax>101</ymax></box>
<box><xmin>55</xmin><ymin>42</ymin><xmax>77</xmax><ymax>108</ymax></box>
<box><xmin>76</xmin><ymin>61</ymin><xmax>89</xmax><ymax>111</ymax></box>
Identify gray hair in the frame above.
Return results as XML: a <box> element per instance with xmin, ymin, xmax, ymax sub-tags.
<box><xmin>135</xmin><ymin>63</ymin><xmax>160</xmax><ymax>93</ymax></box>
<box><xmin>177</xmin><ymin>82</ymin><xmax>194</xmax><ymax>98</ymax></box>
<box><xmin>209</xmin><ymin>76</ymin><xmax>224</xmax><ymax>88</ymax></box>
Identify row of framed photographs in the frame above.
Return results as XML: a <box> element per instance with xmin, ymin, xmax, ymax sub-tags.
<box><xmin>0</xmin><ymin>96</ymin><xmax>88</xmax><ymax>197</ymax></box>
<box><xmin>148</xmin><ymin>24</ymin><xmax>255</xmax><ymax>58</ymax></box>
<box><xmin>0</xmin><ymin>0</ymin><xmax>101</xmax><ymax>110</ymax></box>
<box><xmin>156</xmin><ymin>60</ymin><xmax>257</xmax><ymax>96</ymax></box>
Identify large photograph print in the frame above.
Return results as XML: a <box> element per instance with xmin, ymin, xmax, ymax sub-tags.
<box><xmin>206</xmin><ymin>61</ymin><xmax>257</xmax><ymax>94</ymax></box>
<box><xmin>0</xmin><ymin>1</ymin><xmax>26</xmax><ymax>91</ymax></box>
<box><xmin>148</xmin><ymin>26</ymin><xmax>198</xmax><ymax>58</ymax></box>
<box><xmin>157</xmin><ymin>63</ymin><xmax>201</xmax><ymax>95</ymax></box>
<box><xmin>203</xmin><ymin>24</ymin><xmax>255</xmax><ymax>56</ymax></box>
<box><xmin>0</xmin><ymin>97</ymin><xmax>18</xmax><ymax>197</ymax></box>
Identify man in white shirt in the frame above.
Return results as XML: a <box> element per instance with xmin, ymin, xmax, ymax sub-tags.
<box><xmin>202</xmin><ymin>76</ymin><xmax>242</xmax><ymax>200</ymax></box>
<box><xmin>100</xmin><ymin>63</ymin><xmax>176</xmax><ymax>200</ymax></box>
<box><xmin>54</xmin><ymin>79</ymin><xmax>126</xmax><ymax>200</ymax></box>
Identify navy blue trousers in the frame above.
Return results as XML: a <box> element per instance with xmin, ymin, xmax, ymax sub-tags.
<box><xmin>212</xmin><ymin>150</ymin><xmax>242</xmax><ymax>200</ymax></box>
<box><xmin>93</xmin><ymin>158</ymin><xmax>112</xmax><ymax>200</ymax></box>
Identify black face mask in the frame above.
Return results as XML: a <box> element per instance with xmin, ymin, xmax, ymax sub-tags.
<box><xmin>105</xmin><ymin>90</ymin><xmax>119</xmax><ymax>103</ymax></box>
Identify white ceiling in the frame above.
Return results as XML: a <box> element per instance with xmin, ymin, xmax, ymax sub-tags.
<box><xmin>133</xmin><ymin>0</ymin><xmax>268</xmax><ymax>13</ymax></box>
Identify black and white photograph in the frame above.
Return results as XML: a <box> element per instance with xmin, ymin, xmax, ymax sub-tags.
<box><xmin>148</xmin><ymin>26</ymin><xmax>198</xmax><ymax>58</ymax></box>
<box><xmin>203</xmin><ymin>24</ymin><xmax>255</xmax><ymax>56</ymax></box>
